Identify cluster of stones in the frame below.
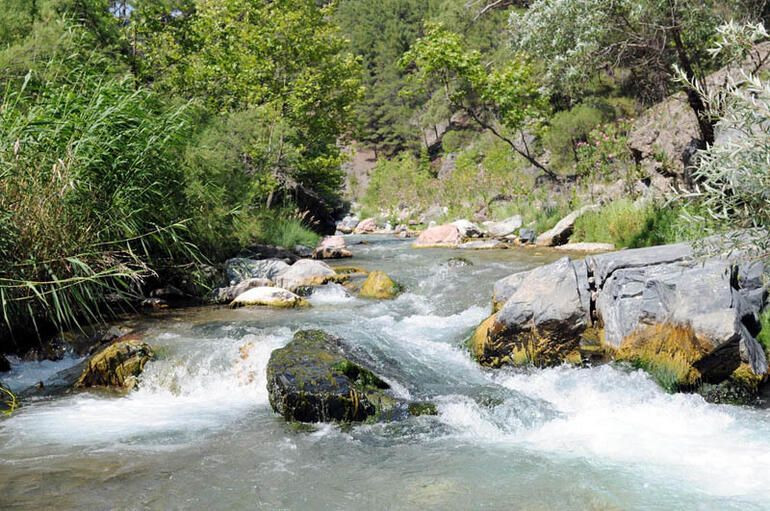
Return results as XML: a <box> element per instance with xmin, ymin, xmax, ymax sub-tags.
<box><xmin>470</xmin><ymin>241</ymin><xmax>769</xmax><ymax>402</ymax></box>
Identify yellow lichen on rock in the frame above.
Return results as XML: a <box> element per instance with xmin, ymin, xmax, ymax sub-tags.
<box><xmin>359</xmin><ymin>271</ymin><xmax>401</xmax><ymax>299</ymax></box>
<box><xmin>76</xmin><ymin>339</ymin><xmax>155</xmax><ymax>390</ymax></box>
<box><xmin>617</xmin><ymin>323</ymin><xmax>709</xmax><ymax>390</ymax></box>
<box><xmin>469</xmin><ymin>314</ymin><xmax>497</xmax><ymax>360</ymax></box>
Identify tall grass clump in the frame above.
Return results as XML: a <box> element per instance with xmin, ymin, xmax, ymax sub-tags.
<box><xmin>0</xmin><ymin>53</ymin><xmax>197</xmax><ymax>348</ymax></box>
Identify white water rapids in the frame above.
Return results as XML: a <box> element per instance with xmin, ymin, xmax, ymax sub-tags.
<box><xmin>1</xmin><ymin>236</ymin><xmax>769</xmax><ymax>510</ymax></box>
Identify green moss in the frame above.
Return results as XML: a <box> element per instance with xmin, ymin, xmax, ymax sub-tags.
<box><xmin>408</xmin><ymin>402</ymin><xmax>438</xmax><ymax>416</ymax></box>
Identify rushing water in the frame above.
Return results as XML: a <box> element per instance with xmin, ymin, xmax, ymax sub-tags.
<box><xmin>2</xmin><ymin>236</ymin><xmax>770</xmax><ymax>510</ymax></box>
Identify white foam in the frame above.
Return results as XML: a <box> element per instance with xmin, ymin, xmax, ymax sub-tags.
<box><xmin>1</xmin><ymin>330</ymin><xmax>291</xmax><ymax>446</ymax></box>
<box><xmin>436</xmin><ymin>364</ymin><xmax>770</xmax><ymax>500</ymax></box>
<box><xmin>308</xmin><ymin>283</ymin><xmax>354</xmax><ymax>305</ymax></box>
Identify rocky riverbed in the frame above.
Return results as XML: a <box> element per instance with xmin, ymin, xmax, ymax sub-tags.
<box><xmin>0</xmin><ymin>235</ymin><xmax>769</xmax><ymax>510</ymax></box>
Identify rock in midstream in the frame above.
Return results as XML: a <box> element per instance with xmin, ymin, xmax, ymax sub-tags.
<box><xmin>266</xmin><ymin>330</ymin><xmax>435</xmax><ymax>423</ymax></box>
<box><xmin>473</xmin><ymin>240</ymin><xmax>769</xmax><ymax>385</ymax></box>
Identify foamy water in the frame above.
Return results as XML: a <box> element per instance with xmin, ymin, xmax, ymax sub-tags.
<box><xmin>1</xmin><ymin>236</ymin><xmax>768</xmax><ymax>510</ymax></box>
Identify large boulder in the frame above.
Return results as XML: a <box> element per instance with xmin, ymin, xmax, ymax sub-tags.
<box><xmin>451</xmin><ymin>219</ymin><xmax>484</xmax><ymax>238</ymax></box>
<box><xmin>484</xmin><ymin>240</ymin><xmax>769</xmax><ymax>389</ymax></box>
<box><xmin>535</xmin><ymin>205</ymin><xmax>600</xmax><ymax>247</ymax></box>
<box><xmin>486</xmin><ymin>216</ymin><xmax>523</xmax><ymax>238</ymax></box>
<box><xmin>266</xmin><ymin>330</ymin><xmax>403</xmax><ymax>423</ymax></box>
<box><xmin>312</xmin><ymin>235</ymin><xmax>353</xmax><ymax>260</ymax></box>
<box><xmin>225</xmin><ymin>258</ymin><xmax>290</xmax><ymax>286</ymax></box>
<box><xmin>76</xmin><ymin>339</ymin><xmax>155</xmax><ymax>391</ymax></box>
<box><xmin>477</xmin><ymin>258</ymin><xmax>588</xmax><ymax>367</ymax></box>
<box><xmin>359</xmin><ymin>271</ymin><xmax>401</xmax><ymax>299</ymax></box>
<box><xmin>274</xmin><ymin>259</ymin><xmax>342</xmax><ymax>293</ymax></box>
<box><xmin>210</xmin><ymin>278</ymin><xmax>273</xmax><ymax>304</ymax></box>
<box><xmin>354</xmin><ymin>218</ymin><xmax>377</xmax><ymax>234</ymax></box>
<box><xmin>593</xmin><ymin>255</ymin><xmax>768</xmax><ymax>381</ymax></box>
<box><xmin>413</xmin><ymin>224</ymin><xmax>461</xmax><ymax>248</ymax></box>
<box><xmin>230</xmin><ymin>287</ymin><xmax>308</xmax><ymax>308</ymax></box>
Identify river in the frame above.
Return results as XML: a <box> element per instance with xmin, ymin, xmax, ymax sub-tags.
<box><xmin>2</xmin><ymin>236</ymin><xmax>770</xmax><ymax>510</ymax></box>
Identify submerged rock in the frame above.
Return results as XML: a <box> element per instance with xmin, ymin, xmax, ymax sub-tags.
<box><xmin>230</xmin><ymin>287</ymin><xmax>308</xmax><ymax>308</ymax></box>
<box><xmin>0</xmin><ymin>354</ymin><xmax>10</xmax><ymax>373</ymax></box>
<box><xmin>225</xmin><ymin>258</ymin><xmax>290</xmax><ymax>286</ymax></box>
<box><xmin>76</xmin><ymin>339</ymin><xmax>155</xmax><ymax>391</ymax></box>
<box><xmin>359</xmin><ymin>271</ymin><xmax>401</xmax><ymax>299</ymax></box>
<box><xmin>266</xmin><ymin>330</ymin><xmax>401</xmax><ymax>423</ymax></box>
<box><xmin>312</xmin><ymin>235</ymin><xmax>353</xmax><ymax>260</ymax></box>
<box><xmin>413</xmin><ymin>224</ymin><xmax>461</xmax><ymax>248</ymax></box>
<box><xmin>535</xmin><ymin>205</ymin><xmax>599</xmax><ymax>247</ymax></box>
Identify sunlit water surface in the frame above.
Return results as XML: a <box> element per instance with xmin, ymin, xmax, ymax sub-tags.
<box><xmin>2</xmin><ymin>236</ymin><xmax>770</xmax><ymax>510</ymax></box>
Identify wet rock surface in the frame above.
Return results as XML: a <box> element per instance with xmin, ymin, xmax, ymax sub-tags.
<box><xmin>76</xmin><ymin>339</ymin><xmax>155</xmax><ymax>391</ymax></box>
<box><xmin>266</xmin><ymin>330</ymin><xmax>407</xmax><ymax>423</ymax></box>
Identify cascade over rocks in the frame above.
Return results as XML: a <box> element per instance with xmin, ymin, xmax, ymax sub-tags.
<box><xmin>476</xmin><ymin>241</ymin><xmax>769</xmax><ymax>387</ymax></box>
<box><xmin>267</xmin><ymin>330</ymin><xmax>421</xmax><ymax>423</ymax></box>
<box><xmin>76</xmin><ymin>339</ymin><xmax>155</xmax><ymax>391</ymax></box>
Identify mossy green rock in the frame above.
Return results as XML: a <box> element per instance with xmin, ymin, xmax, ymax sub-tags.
<box><xmin>359</xmin><ymin>271</ymin><xmax>401</xmax><ymax>299</ymax></box>
<box><xmin>76</xmin><ymin>339</ymin><xmax>155</xmax><ymax>390</ymax></box>
<box><xmin>267</xmin><ymin>330</ymin><xmax>406</xmax><ymax>423</ymax></box>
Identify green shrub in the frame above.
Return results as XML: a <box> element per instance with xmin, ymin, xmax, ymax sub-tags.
<box><xmin>571</xmin><ymin>199</ymin><xmax>710</xmax><ymax>249</ymax></box>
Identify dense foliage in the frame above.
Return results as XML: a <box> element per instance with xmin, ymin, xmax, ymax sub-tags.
<box><xmin>0</xmin><ymin>0</ymin><xmax>358</xmax><ymax>347</ymax></box>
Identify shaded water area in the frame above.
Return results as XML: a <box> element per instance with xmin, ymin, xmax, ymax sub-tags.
<box><xmin>2</xmin><ymin>236</ymin><xmax>770</xmax><ymax>510</ymax></box>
